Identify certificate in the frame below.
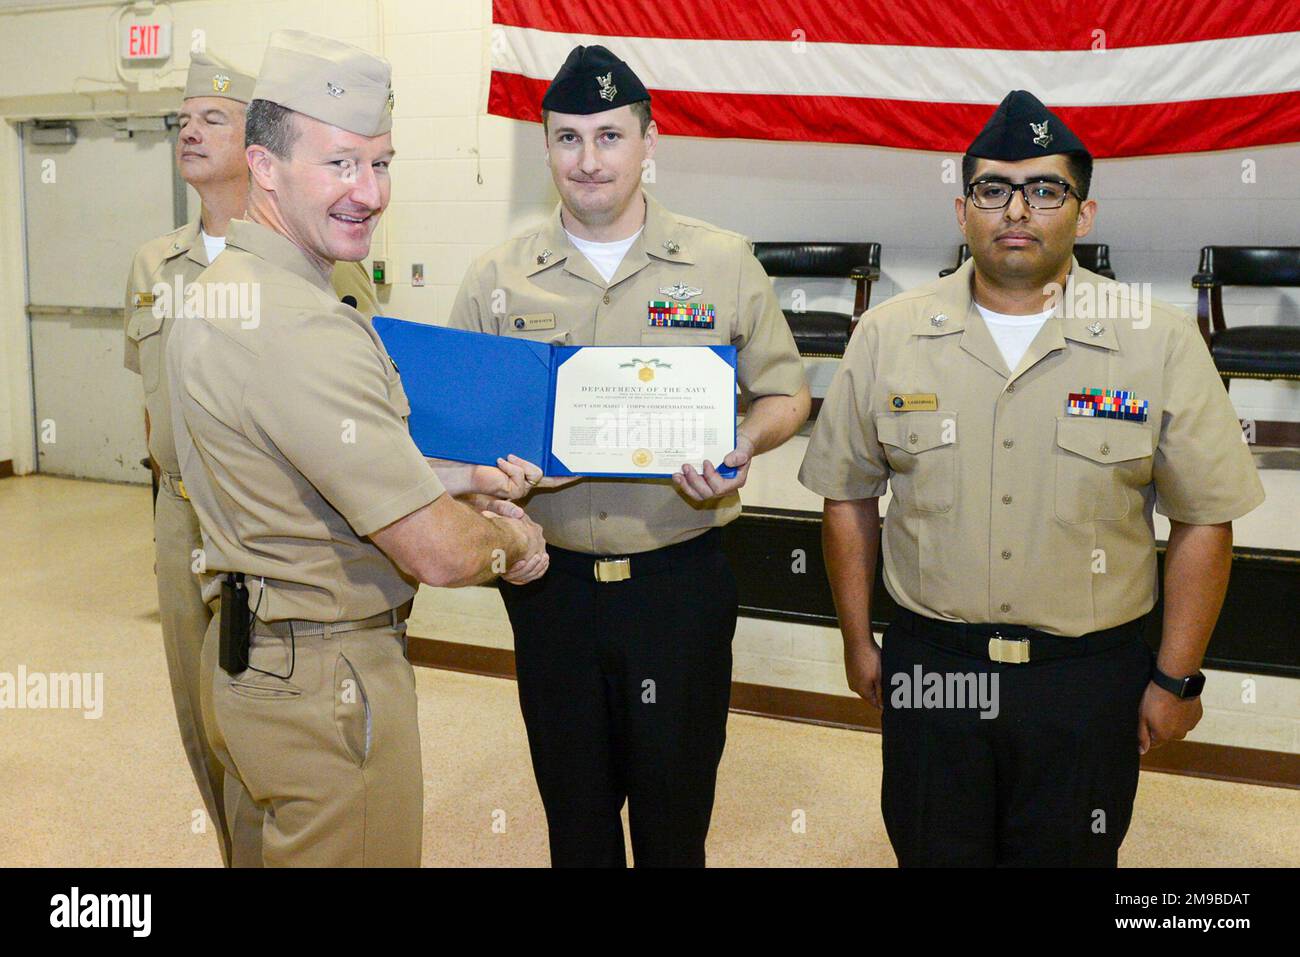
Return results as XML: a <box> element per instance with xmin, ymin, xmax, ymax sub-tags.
<box><xmin>551</xmin><ymin>345</ymin><xmax>736</xmax><ymax>475</ymax></box>
<box><xmin>372</xmin><ymin>317</ymin><xmax>737</xmax><ymax>478</ymax></box>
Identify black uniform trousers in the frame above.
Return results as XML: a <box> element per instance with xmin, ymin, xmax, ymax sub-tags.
<box><xmin>880</xmin><ymin>608</ymin><xmax>1154</xmax><ymax>867</ymax></box>
<box><xmin>498</xmin><ymin>528</ymin><xmax>738</xmax><ymax>867</ymax></box>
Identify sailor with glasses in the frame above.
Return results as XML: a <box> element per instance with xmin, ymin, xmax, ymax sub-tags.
<box><xmin>799</xmin><ymin>90</ymin><xmax>1263</xmax><ymax>866</ymax></box>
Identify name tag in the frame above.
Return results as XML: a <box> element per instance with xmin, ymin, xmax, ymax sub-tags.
<box><xmin>888</xmin><ymin>393</ymin><xmax>938</xmax><ymax>412</ymax></box>
<box><xmin>132</xmin><ymin>292</ymin><xmax>155</xmax><ymax>307</ymax></box>
<box><xmin>510</xmin><ymin>313</ymin><xmax>555</xmax><ymax>331</ymax></box>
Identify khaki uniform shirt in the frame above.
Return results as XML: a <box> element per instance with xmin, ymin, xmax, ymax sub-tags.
<box><xmin>798</xmin><ymin>258</ymin><xmax>1265</xmax><ymax>637</ymax></box>
<box><xmin>166</xmin><ymin>219</ymin><xmax>443</xmax><ymax>622</ymax></box>
<box><xmin>124</xmin><ymin>220</ymin><xmax>207</xmax><ymax>474</ymax></box>
<box><xmin>448</xmin><ymin>191</ymin><xmax>806</xmax><ymax>555</ymax></box>
<box><xmin>331</xmin><ymin>259</ymin><xmax>380</xmax><ymax>318</ymax></box>
<box><xmin>125</xmin><ymin>220</ymin><xmax>381</xmax><ymax>474</ymax></box>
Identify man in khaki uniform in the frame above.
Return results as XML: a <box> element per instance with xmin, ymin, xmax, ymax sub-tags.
<box><xmin>124</xmin><ymin>52</ymin><xmax>258</xmax><ymax>868</ymax></box>
<box><xmin>124</xmin><ymin>51</ymin><xmax>382</xmax><ymax>867</ymax></box>
<box><xmin>449</xmin><ymin>46</ymin><xmax>810</xmax><ymax>867</ymax></box>
<box><xmin>166</xmin><ymin>30</ymin><xmax>547</xmax><ymax>867</ymax></box>
<box><xmin>799</xmin><ymin>91</ymin><xmax>1265</xmax><ymax>866</ymax></box>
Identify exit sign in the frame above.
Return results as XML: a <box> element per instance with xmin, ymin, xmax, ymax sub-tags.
<box><xmin>121</xmin><ymin>22</ymin><xmax>172</xmax><ymax>61</ymax></box>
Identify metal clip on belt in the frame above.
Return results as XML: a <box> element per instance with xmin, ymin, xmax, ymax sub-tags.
<box><xmin>987</xmin><ymin>636</ymin><xmax>1031</xmax><ymax>664</ymax></box>
<box><xmin>594</xmin><ymin>557</ymin><xmax>631</xmax><ymax>583</ymax></box>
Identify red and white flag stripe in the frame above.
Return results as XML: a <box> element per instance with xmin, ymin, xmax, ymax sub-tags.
<box><xmin>487</xmin><ymin>1</ymin><xmax>1300</xmax><ymax>157</ymax></box>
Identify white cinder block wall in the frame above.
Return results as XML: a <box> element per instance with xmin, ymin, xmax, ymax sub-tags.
<box><xmin>1</xmin><ymin>0</ymin><xmax>1298</xmax><ymax>443</ymax></box>
<box><xmin>0</xmin><ymin>0</ymin><xmax>1296</xmax><ymax>753</ymax></box>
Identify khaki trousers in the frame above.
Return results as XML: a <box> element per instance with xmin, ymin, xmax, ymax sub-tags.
<box><xmin>153</xmin><ymin>480</ymin><xmax>234</xmax><ymax>865</ymax></box>
<box><xmin>199</xmin><ymin>606</ymin><xmax>424</xmax><ymax>867</ymax></box>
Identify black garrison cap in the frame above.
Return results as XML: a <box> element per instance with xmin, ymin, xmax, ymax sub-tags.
<box><xmin>966</xmin><ymin>90</ymin><xmax>1091</xmax><ymax>160</ymax></box>
<box><xmin>541</xmin><ymin>45</ymin><xmax>650</xmax><ymax>115</ymax></box>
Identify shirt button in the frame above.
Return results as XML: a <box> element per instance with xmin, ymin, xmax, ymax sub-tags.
<box><xmin>1001</xmin><ymin>549</ymin><xmax>1012</xmax><ymax>560</ymax></box>
<box><xmin>1000</xmin><ymin>602</ymin><xmax>1011</xmax><ymax>612</ymax></box>
<box><xmin>1001</xmin><ymin>494</ymin><xmax>1013</xmax><ymax>505</ymax></box>
<box><xmin>1006</xmin><ymin>383</ymin><xmax>1016</xmax><ymax>394</ymax></box>
<box><xmin>1002</xmin><ymin>438</ymin><xmax>1014</xmax><ymax>449</ymax></box>
<box><xmin>1100</xmin><ymin>443</ymin><xmax>1110</xmax><ymax>455</ymax></box>
<box><xmin>598</xmin><ymin>511</ymin><xmax>608</xmax><ymax>520</ymax></box>
<box><xmin>908</xmin><ymin>433</ymin><xmax>919</xmax><ymax>445</ymax></box>
<box><xmin>602</xmin><ymin>294</ymin><xmax>611</xmax><ymax>305</ymax></box>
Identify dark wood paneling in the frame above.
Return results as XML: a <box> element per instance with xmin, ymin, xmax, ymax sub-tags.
<box><xmin>723</xmin><ymin>508</ymin><xmax>1300</xmax><ymax>678</ymax></box>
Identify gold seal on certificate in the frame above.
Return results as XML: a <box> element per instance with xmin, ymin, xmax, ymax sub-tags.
<box><xmin>551</xmin><ymin>346</ymin><xmax>736</xmax><ymax>476</ymax></box>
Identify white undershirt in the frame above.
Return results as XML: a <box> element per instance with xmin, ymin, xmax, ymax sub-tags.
<box><xmin>975</xmin><ymin>303</ymin><xmax>1054</xmax><ymax>371</ymax></box>
<box><xmin>201</xmin><ymin>230</ymin><xmax>227</xmax><ymax>264</ymax></box>
<box><xmin>564</xmin><ymin>226</ymin><xmax>642</xmax><ymax>283</ymax></box>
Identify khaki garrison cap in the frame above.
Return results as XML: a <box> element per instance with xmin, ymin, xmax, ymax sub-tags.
<box><xmin>253</xmin><ymin>30</ymin><xmax>394</xmax><ymax>136</ymax></box>
<box><xmin>184</xmin><ymin>50</ymin><xmax>256</xmax><ymax>103</ymax></box>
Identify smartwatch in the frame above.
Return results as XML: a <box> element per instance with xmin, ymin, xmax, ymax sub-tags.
<box><xmin>1151</xmin><ymin>666</ymin><xmax>1206</xmax><ymax>700</ymax></box>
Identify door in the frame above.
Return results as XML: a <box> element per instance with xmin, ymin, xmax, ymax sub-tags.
<box><xmin>23</xmin><ymin>117</ymin><xmax>181</xmax><ymax>482</ymax></box>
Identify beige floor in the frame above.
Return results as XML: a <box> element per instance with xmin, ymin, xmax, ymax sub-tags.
<box><xmin>1</xmin><ymin>474</ymin><xmax>1296</xmax><ymax>867</ymax></box>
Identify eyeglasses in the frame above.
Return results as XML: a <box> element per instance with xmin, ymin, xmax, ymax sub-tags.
<box><xmin>966</xmin><ymin>179</ymin><xmax>1074</xmax><ymax>210</ymax></box>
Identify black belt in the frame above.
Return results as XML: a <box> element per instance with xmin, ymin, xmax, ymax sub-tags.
<box><xmin>547</xmin><ymin>528</ymin><xmax>722</xmax><ymax>583</ymax></box>
<box><xmin>891</xmin><ymin>606</ymin><xmax>1145</xmax><ymax>665</ymax></box>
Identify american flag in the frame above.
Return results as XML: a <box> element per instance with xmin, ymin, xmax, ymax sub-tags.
<box><xmin>487</xmin><ymin>1</ymin><xmax>1300</xmax><ymax>157</ymax></box>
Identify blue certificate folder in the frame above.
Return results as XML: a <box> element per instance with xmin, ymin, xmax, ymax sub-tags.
<box><xmin>373</xmin><ymin>316</ymin><xmax>738</xmax><ymax>478</ymax></box>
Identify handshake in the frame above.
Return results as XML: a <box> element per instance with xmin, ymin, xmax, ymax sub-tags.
<box><xmin>446</xmin><ymin>452</ymin><xmax>581</xmax><ymax>587</ymax></box>
<box><xmin>480</xmin><ymin>498</ymin><xmax>548</xmax><ymax>585</ymax></box>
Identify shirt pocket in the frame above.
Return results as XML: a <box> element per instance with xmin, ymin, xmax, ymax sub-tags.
<box><xmin>126</xmin><ymin>308</ymin><xmax>166</xmax><ymax>393</ymax></box>
<box><xmin>874</xmin><ymin>410</ymin><xmax>958</xmax><ymax>513</ymax></box>
<box><xmin>1054</xmin><ymin>416</ymin><xmax>1154</xmax><ymax>524</ymax></box>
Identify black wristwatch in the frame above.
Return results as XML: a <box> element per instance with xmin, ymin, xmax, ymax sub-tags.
<box><xmin>1151</xmin><ymin>666</ymin><xmax>1206</xmax><ymax>699</ymax></box>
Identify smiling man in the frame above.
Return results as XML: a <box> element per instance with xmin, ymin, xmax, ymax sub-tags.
<box><xmin>449</xmin><ymin>45</ymin><xmax>810</xmax><ymax>867</ymax></box>
<box><xmin>166</xmin><ymin>31</ymin><xmax>548</xmax><ymax>867</ymax></box>
<box><xmin>799</xmin><ymin>91</ymin><xmax>1264</xmax><ymax>866</ymax></box>
<box><xmin>123</xmin><ymin>50</ymin><xmax>389</xmax><ymax>868</ymax></box>
<box><xmin>122</xmin><ymin>52</ymin><xmax>257</xmax><ymax>868</ymax></box>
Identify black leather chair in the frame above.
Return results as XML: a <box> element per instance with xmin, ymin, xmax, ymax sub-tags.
<box><xmin>1193</xmin><ymin>246</ymin><xmax>1300</xmax><ymax>387</ymax></box>
<box><xmin>939</xmin><ymin>242</ymin><xmax>1116</xmax><ymax>279</ymax></box>
<box><xmin>752</xmin><ymin>242</ymin><xmax>881</xmax><ymax>357</ymax></box>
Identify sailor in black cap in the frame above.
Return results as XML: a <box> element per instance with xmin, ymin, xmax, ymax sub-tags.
<box><xmin>449</xmin><ymin>45</ymin><xmax>809</xmax><ymax>867</ymax></box>
<box><xmin>799</xmin><ymin>90</ymin><xmax>1262</xmax><ymax>865</ymax></box>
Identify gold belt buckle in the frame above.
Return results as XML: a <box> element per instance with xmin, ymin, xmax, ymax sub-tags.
<box><xmin>593</xmin><ymin>557</ymin><xmax>631</xmax><ymax>583</ymax></box>
<box><xmin>988</xmin><ymin>635</ymin><xmax>1030</xmax><ymax>664</ymax></box>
